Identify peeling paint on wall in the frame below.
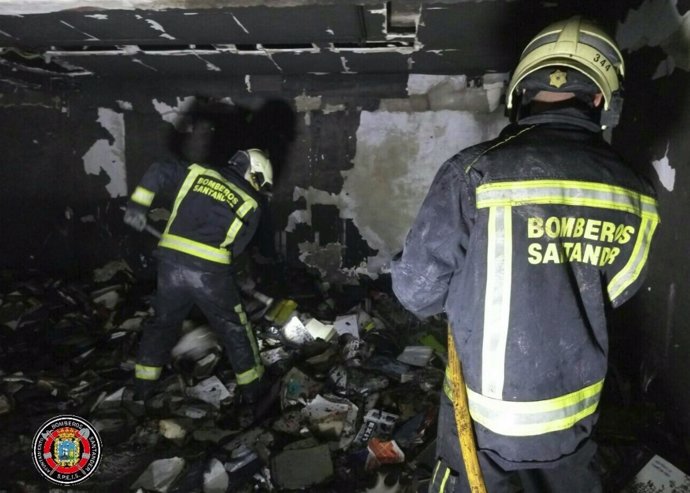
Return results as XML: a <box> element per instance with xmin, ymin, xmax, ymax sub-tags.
<box><xmin>339</xmin><ymin>56</ymin><xmax>354</xmax><ymax>74</ymax></box>
<box><xmin>132</xmin><ymin>58</ymin><xmax>159</xmax><ymax>72</ymax></box>
<box><xmin>152</xmin><ymin>95</ymin><xmax>195</xmax><ymax>129</ymax></box>
<box><xmin>59</xmin><ymin>20</ymin><xmax>98</xmax><ymax>41</ymax></box>
<box><xmin>323</xmin><ymin>104</ymin><xmax>346</xmax><ymax>114</ymax></box>
<box><xmin>144</xmin><ymin>19</ymin><xmax>176</xmax><ymax>40</ymax></box>
<box><xmin>82</xmin><ymin>108</ymin><xmax>127</xmax><ymax>198</ymax></box>
<box><xmin>286</xmin><ymin>209</ymin><xmax>312</xmax><ymax>232</ymax></box>
<box><xmin>298</xmin><ymin>241</ymin><xmax>347</xmax><ymax>282</ymax></box>
<box><xmin>117</xmin><ymin>100</ymin><xmax>133</xmax><ymax>111</ymax></box>
<box><xmin>343</xmin><ymin>110</ymin><xmax>506</xmax><ymax>272</ymax></box>
<box><xmin>402</xmin><ymin>74</ymin><xmax>509</xmax><ymax>113</ymax></box>
<box><xmin>245</xmin><ymin>75</ymin><xmax>252</xmax><ymax>93</ymax></box>
<box><xmin>263</xmin><ymin>51</ymin><xmax>283</xmax><ymax>72</ymax></box>
<box><xmin>190</xmin><ymin>51</ymin><xmax>221</xmax><ymax>71</ymax></box>
<box><xmin>294</xmin><ymin>94</ymin><xmax>322</xmax><ymax>112</ymax></box>
<box><xmin>289</xmin><ymin>109</ymin><xmax>508</xmax><ymax>276</ymax></box>
<box><xmin>618</xmin><ymin>0</ymin><xmax>690</xmax><ymax>73</ymax></box>
<box><xmin>231</xmin><ymin>14</ymin><xmax>249</xmax><ymax>34</ymax></box>
<box><xmin>652</xmin><ymin>142</ymin><xmax>676</xmax><ymax>191</ymax></box>
<box><xmin>84</xmin><ymin>14</ymin><xmax>108</xmax><ymax>20</ymax></box>
<box><xmin>0</xmin><ymin>1</ymin><xmax>146</xmax><ymax>14</ymax></box>
<box><xmin>407</xmin><ymin>74</ymin><xmax>466</xmax><ymax>95</ymax></box>
<box><xmin>294</xmin><ymin>93</ymin><xmax>322</xmax><ymax>125</ymax></box>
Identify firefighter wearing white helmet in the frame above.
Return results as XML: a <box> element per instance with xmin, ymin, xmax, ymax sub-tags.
<box><xmin>506</xmin><ymin>16</ymin><xmax>626</xmax><ymax>129</ymax></box>
<box><xmin>124</xmin><ymin>118</ymin><xmax>270</xmax><ymax>408</ymax></box>
<box><xmin>391</xmin><ymin>16</ymin><xmax>659</xmax><ymax>492</ymax></box>
<box><xmin>243</xmin><ymin>148</ymin><xmax>273</xmax><ymax>192</ymax></box>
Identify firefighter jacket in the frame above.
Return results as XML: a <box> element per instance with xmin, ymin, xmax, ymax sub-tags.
<box><xmin>128</xmin><ymin>157</ymin><xmax>261</xmax><ymax>269</ymax></box>
<box><xmin>391</xmin><ymin>107</ymin><xmax>660</xmax><ymax>468</ymax></box>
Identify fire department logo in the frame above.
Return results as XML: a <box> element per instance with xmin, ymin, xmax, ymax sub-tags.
<box><xmin>549</xmin><ymin>69</ymin><xmax>568</xmax><ymax>88</ymax></box>
<box><xmin>32</xmin><ymin>415</ymin><xmax>102</xmax><ymax>485</ymax></box>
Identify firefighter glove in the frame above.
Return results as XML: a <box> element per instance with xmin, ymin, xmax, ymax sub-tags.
<box><xmin>124</xmin><ymin>206</ymin><xmax>147</xmax><ymax>232</ymax></box>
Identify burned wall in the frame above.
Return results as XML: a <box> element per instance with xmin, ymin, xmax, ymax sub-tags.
<box><xmin>0</xmin><ymin>0</ymin><xmax>689</xmax><ymax>441</ymax></box>
<box><xmin>609</xmin><ymin>0</ymin><xmax>690</xmax><ymax>439</ymax></box>
<box><xmin>0</xmin><ymin>73</ymin><xmax>507</xmax><ymax>284</ymax></box>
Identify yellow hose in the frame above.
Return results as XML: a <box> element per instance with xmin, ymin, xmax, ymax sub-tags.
<box><xmin>447</xmin><ymin>329</ymin><xmax>487</xmax><ymax>493</ymax></box>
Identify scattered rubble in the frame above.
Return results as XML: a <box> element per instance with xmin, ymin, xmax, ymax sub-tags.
<box><xmin>0</xmin><ymin>261</ymin><xmax>445</xmax><ymax>491</ymax></box>
<box><xmin>1</xmin><ymin>262</ymin><xmax>688</xmax><ymax>492</ymax></box>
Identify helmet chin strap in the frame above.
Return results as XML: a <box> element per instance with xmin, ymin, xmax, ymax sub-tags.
<box><xmin>244</xmin><ymin>170</ymin><xmax>260</xmax><ymax>191</ymax></box>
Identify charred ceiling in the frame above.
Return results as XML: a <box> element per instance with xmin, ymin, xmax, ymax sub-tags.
<box><xmin>0</xmin><ymin>1</ymin><xmax>632</xmax><ymax>85</ymax></box>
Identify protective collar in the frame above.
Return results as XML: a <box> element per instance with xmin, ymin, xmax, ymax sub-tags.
<box><xmin>518</xmin><ymin>104</ymin><xmax>602</xmax><ymax>133</ymax></box>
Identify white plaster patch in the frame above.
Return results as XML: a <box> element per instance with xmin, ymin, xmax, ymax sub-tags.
<box><xmin>323</xmin><ymin>104</ymin><xmax>346</xmax><ymax>114</ymax></box>
<box><xmin>84</xmin><ymin>14</ymin><xmax>108</xmax><ymax>20</ymax></box>
<box><xmin>288</xmin><ymin>110</ymin><xmax>508</xmax><ymax>275</ymax></box>
<box><xmin>326</xmin><ymin>29</ymin><xmax>334</xmax><ymax>35</ymax></box>
<box><xmin>121</xmin><ymin>45</ymin><xmax>140</xmax><ymax>54</ymax></box>
<box><xmin>82</xmin><ymin>108</ymin><xmax>127</xmax><ymax>198</ymax></box>
<box><xmin>0</xmin><ymin>2</ymin><xmax>185</xmax><ymax>15</ymax></box>
<box><xmin>618</xmin><ymin>0</ymin><xmax>690</xmax><ymax>72</ymax></box>
<box><xmin>144</xmin><ymin>19</ymin><xmax>176</xmax><ymax>40</ymax></box>
<box><xmin>298</xmin><ymin>241</ymin><xmax>348</xmax><ymax>282</ymax></box>
<box><xmin>294</xmin><ymin>94</ymin><xmax>322</xmax><ymax>112</ymax></box>
<box><xmin>407</xmin><ymin>74</ymin><xmax>466</xmax><ymax>95</ymax></box>
<box><xmin>152</xmin><ymin>96</ymin><xmax>195</xmax><ymax>129</ymax></box>
<box><xmin>117</xmin><ymin>100</ymin><xmax>133</xmax><ymax>111</ymax></box>
<box><xmin>340</xmin><ymin>56</ymin><xmax>354</xmax><ymax>74</ymax></box>
<box><xmin>286</xmin><ymin>209</ymin><xmax>312</xmax><ymax>232</ymax></box>
<box><xmin>245</xmin><ymin>75</ymin><xmax>252</xmax><ymax>93</ymax></box>
<box><xmin>405</xmin><ymin>74</ymin><xmax>508</xmax><ymax>113</ymax></box>
<box><xmin>483</xmin><ymin>73</ymin><xmax>509</xmax><ymax>112</ymax></box>
<box><xmin>652</xmin><ymin>142</ymin><xmax>675</xmax><ymax>191</ymax></box>
<box><xmin>293</xmin><ymin>186</ymin><xmax>342</xmax><ymax>210</ymax></box>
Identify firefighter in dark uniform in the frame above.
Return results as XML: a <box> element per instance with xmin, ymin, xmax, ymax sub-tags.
<box><xmin>123</xmin><ymin>121</ymin><xmax>273</xmax><ymax>406</ymax></box>
<box><xmin>391</xmin><ymin>17</ymin><xmax>660</xmax><ymax>492</ymax></box>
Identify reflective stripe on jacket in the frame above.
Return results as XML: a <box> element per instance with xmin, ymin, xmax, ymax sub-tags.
<box><xmin>128</xmin><ymin>160</ymin><xmax>260</xmax><ymax>266</ymax></box>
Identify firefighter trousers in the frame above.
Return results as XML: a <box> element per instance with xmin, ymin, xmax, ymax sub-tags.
<box><xmin>135</xmin><ymin>259</ymin><xmax>263</xmax><ymax>392</ymax></box>
<box><xmin>430</xmin><ymin>394</ymin><xmax>602</xmax><ymax>493</ymax></box>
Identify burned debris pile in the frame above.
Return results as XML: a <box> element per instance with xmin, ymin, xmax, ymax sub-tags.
<box><xmin>0</xmin><ymin>261</ymin><xmax>447</xmax><ymax>492</ymax></box>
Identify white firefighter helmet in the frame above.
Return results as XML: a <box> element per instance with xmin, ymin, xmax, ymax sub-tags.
<box><xmin>244</xmin><ymin>148</ymin><xmax>273</xmax><ymax>192</ymax></box>
<box><xmin>506</xmin><ymin>16</ymin><xmax>625</xmax><ymax>128</ymax></box>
